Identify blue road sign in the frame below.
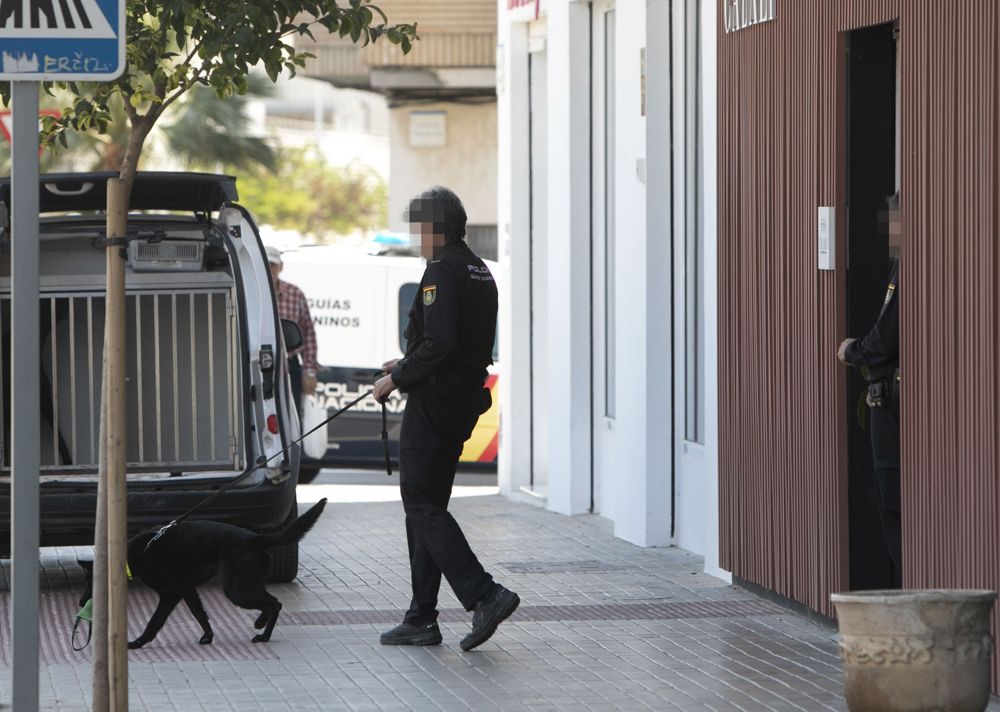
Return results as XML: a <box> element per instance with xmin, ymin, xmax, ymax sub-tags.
<box><xmin>0</xmin><ymin>0</ymin><xmax>125</xmax><ymax>81</ymax></box>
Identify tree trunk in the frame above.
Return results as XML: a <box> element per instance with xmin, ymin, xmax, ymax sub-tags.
<box><xmin>118</xmin><ymin>117</ymin><xmax>154</xmax><ymax>196</ymax></box>
<box><xmin>101</xmin><ymin>143</ymin><xmax>126</xmax><ymax>173</ymax></box>
<box><xmin>91</xmin><ymin>375</ymin><xmax>109</xmax><ymax>712</ymax></box>
<box><xmin>92</xmin><ymin>115</ymin><xmax>151</xmax><ymax>712</ymax></box>
<box><xmin>104</xmin><ymin>180</ymin><xmax>129</xmax><ymax>712</ymax></box>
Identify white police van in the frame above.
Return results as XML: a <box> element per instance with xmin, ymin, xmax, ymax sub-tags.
<box><xmin>0</xmin><ymin>172</ymin><xmax>306</xmax><ymax>581</ymax></box>
<box><xmin>279</xmin><ymin>243</ymin><xmax>501</xmax><ymax>481</ymax></box>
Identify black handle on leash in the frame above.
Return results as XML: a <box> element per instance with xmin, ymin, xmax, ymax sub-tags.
<box><xmin>71</xmin><ymin>616</ymin><xmax>92</xmax><ymax>652</ymax></box>
<box><xmin>382</xmin><ymin>401</ymin><xmax>392</xmax><ymax>477</ymax></box>
<box><xmin>372</xmin><ymin>369</ymin><xmax>393</xmax><ymax>478</ymax></box>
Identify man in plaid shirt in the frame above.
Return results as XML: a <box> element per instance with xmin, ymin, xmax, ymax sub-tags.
<box><xmin>266</xmin><ymin>245</ymin><xmax>319</xmax><ymax>416</ymax></box>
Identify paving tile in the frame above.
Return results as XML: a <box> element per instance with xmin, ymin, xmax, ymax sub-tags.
<box><xmin>2</xmin><ymin>487</ymin><xmax>1000</xmax><ymax>711</ymax></box>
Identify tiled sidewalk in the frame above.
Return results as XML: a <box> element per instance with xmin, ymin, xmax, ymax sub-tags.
<box><xmin>2</xmin><ymin>480</ymin><xmax>998</xmax><ymax>711</ymax></box>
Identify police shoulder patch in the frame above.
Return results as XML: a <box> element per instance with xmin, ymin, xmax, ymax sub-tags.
<box><xmin>423</xmin><ymin>285</ymin><xmax>437</xmax><ymax>306</ymax></box>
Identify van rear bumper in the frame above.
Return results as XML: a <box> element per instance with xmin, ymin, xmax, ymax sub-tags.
<box><xmin>0</xmin><ymin>475</ymin><xmax>298</xmax><ymax>550</ymax></box>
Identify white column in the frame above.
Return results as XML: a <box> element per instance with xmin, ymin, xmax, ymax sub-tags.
<box><xmin>699</xmin><ymin>0</ymin><xmax>727</xmax><ymax>579</ymax></box>
<box><xmin>496</xmin><ymin>11</ymin><xmax>532</xmax><ymax>497</ymax></box>
<box><xmin>659</xmin><ymin>0</ymin><xmax>728</xmax><ymax>577</ymax></box>
<box><xmin>612</xmin><ymin>0</ymin><xmax>672</xmax><ymax>547</ymax></box>
<box><xmin>544</xmin><ymin>0</ymin><xmax>591</xmax><ymax>515</ymax></box>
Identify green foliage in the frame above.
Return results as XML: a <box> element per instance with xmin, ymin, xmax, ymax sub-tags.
<box><xmin>0</xmin><ymin>0</ymin><xmax>417</xmax><ymax>189</ymax></box>
<box><xmin>161</xmin><ymin>76</ymin><xmax>278</xmax><ymax>172</ymax></box>
<box><xmin>232</xmin><ymin>149</ymin><xmax>387</xmax><ymax>241</ymax></box>
<box><xmin>2</xmin><ymin>77</ymin><xmax>278</xmax><ymax>174</ymax></box>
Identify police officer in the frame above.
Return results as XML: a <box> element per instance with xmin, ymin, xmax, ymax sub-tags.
<box><xmin>373</xmin><ymin>187</ymin><xmax>519</xmax><ymax>651</ymax></box>
<box><xmin>837</xmin><ymin>192</ymin><xmax>902</xmax><ymax>584</ymax></box>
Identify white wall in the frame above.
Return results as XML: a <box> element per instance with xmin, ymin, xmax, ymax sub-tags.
<box><xmin>496</xmin><ymin>13</ymin><xmax>531</xmax><ymax>500</ymax></box>
<box><xmin>607</xmin><ymin>0</ymin><xmax>674</xmax><ymax>548</ymax></box>
<box><xmin>699</xmin><ymin>0</ymin><xmax>725</xmax><ymax>580</ymax></box>
<box><xmin>543</xmin><ymin>0</ymin><xmax>591</xmax><ymax>516</ymax></box>
<box><xmin>668</xmin><ymin>0</ymin><xmax>727</xmax><ymax>579</ymax></box>
<box><xmin>269</xmin><ymin>129</ymin><xmax>390</xmax><ymax>181</ymax></box>
<box><xmin>388</xmin><ymin>102</ymin><xmax>498</xmax><ymax>232</ymax></box>
<box><xmin>249</xmin><ymin>76</ymin><xmax>391</xmax><ymax>180</ymax></box>
<box><xmin>497</xmin><ymin>0</ymin><xmax>724</xmax><ymax>575</ymax></box>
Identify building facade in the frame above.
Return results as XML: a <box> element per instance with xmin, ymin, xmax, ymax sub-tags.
<box><xmin>717</xmin><ymin>0</ymin><xmax>1000</xmax><ymax>687</ymax></box>
<box><xmin>501</xmin><ymin>0</ymin><xmax>1000</xmax><ymax>688</ymax></box>
<box><xmin>299</xmin><ymin>0</ymin><xmax>499</xmax><ymax>258</ymax></box>
<box><xmin>497</xmin><ymin>0</ymin><xmax>724</xmax><ymax>574</ymax></box>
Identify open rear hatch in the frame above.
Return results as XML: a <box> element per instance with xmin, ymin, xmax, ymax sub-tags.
<box><xmin>0</xmin><ymin>171</ymin><xmax>238</xmax><ymax>217</ymax></box>
<box><xmin>0</xmin><ymin>173</ymin><xmax>248</xmax><ymax>482</ymax></box>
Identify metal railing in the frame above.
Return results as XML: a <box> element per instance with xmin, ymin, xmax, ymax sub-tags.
<box><xmin>0</xmin><ymin>288</ymin><xmax>242</xmax><ymax>475</ymax></box>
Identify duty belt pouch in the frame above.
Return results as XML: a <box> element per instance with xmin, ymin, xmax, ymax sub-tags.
<box><xmin>867</xmin><ymin>380</ymin><xmax>889</xmax><ymax>409</ymax></box>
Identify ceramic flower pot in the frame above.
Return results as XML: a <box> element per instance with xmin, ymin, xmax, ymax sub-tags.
<box><xmin>831</xmin><ymin>589</ymin><xmax>997</xmax><ymax>712</ymax></box>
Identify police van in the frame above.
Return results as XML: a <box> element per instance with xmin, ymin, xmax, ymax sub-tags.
<box><xmin>278</xmin><ymin>243</ymin><xmax>500</xmax><ymax>480</ymax></box>
<box><xmin>0</xmin><ymin>172</ymin><xmax>306</xmax><ymax>581</ymax></box>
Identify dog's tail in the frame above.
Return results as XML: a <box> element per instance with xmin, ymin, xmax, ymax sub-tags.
<box><xmin>259</xmin><ymin>498</ymin><xmax>327</xmax><ymax>548</ymax></box>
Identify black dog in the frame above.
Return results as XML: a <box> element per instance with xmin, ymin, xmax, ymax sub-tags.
<box><xmin>79</xmin><ymin>499</ymin><xmax>327</xmax><ymax>649</ymax></box>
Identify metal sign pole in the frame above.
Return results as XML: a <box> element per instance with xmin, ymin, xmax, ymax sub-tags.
<box><xmin>2</xmin><ymin>6</ymin><xmax>127</xmax><ymax>710</ymax></box>
<box><xmin>10</xmin><ymin>80</ymin><xmax>41</xmax><ymax>712</ymax></box>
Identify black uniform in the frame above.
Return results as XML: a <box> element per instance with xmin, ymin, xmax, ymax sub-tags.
<box><xmin>390</xmin><ymin>241</ymin><xmax>498</xmax><ymax>625</ymax></box>
<box><xmin>844</xmin><ymin>258</ymin><xmax>901</xmax><ymax>582</ymax></box>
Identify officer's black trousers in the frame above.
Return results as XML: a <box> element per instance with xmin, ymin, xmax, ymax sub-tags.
<box><xmin>399</xmin><ymin>386</ymin><xmax>495</xmax><ymax>626</ymax></box>
<box><xmin>870</xmin><ymin>403</ymin><xmax>902</xmax><ymax>584</ymax></box>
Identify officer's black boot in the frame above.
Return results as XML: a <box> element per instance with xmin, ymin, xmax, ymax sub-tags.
<box><xmin>460</xmin><ymin>584</ymin><xmax>520</xmax><ymax>652</ymax></box>
<box><xmin>380</xmin><ymin>621</ymin><xmax>442</xmax><ymax>646</ymax></box>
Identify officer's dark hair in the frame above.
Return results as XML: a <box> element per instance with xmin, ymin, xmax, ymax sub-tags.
<box><xmin>405</xmin><ymin>186</ymin><xmax>467</xmax><ymax>243</ymax></box>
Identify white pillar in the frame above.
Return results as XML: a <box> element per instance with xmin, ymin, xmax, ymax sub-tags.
<box><xmin>496</xmin><ymin>12</ymin><xmax>532</xmax><ymax>497</ymax></box>
<box><xmin>610</xmin><ymin>0</ymin><xmax>672</xmax><ymax>547</ymax></box>
<box><xmin>544</xmin><ymin>0</ymin><xmax>591</xmax><ymax>515</ymax></box>
<box><xmin>699</xmin><ymin>0</ymin><xmax>727</xmax><ymax>579</ymax></box>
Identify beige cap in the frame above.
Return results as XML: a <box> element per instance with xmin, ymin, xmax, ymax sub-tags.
<box><xmin>264</xmin><ymin>245</ymin><xmax>283</xmax><ymax>265</ymax></box>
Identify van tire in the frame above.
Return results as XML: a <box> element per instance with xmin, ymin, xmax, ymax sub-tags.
<box><xmin>298</xmin><ymin>464</ymin><xmax>322</xmax><ymax>484</ymax></box>
<box><xmin>268</xmin><ymin>541</ymin><xmax>299</xmax><ymax>583</ymax></box>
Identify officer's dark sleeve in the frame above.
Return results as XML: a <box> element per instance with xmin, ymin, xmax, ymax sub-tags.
<box><xmin>390</xmin><ymin>261</ymin><xmax>459</xmax><ymax>389</ymax></box>
<box><xmin>844</xmin><ymin>281</ymin><xmax>899</xmax><ymax>369</ymax></box>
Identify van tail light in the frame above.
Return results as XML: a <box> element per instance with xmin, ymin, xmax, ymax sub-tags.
<box><xmin>267</xmin><ymin>414</ymin><xmax>279</xmax><ymax>434</ymax></box>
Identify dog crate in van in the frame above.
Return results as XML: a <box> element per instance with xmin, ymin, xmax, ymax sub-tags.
<box><xmin>0</xmin><ymin>173</ymin><xmax>305</xmax><ymax>582</ymax></box>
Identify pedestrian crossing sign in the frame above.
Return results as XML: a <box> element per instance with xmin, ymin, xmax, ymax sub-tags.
<box><xmin>0</xmin><ymin>0</ymin><xmax>125</xmax><ymax>80</ymax></box>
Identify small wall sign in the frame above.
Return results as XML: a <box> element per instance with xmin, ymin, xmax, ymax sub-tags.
<box><xmin>409</xmin><ymin>111</ymin><xmax>447</xmax><ymax>148</ymax></box>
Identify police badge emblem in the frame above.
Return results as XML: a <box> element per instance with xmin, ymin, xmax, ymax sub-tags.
<box><xmin>423</xmin><ymin>285</ymin><xmax>437</xmax><ymax>305</ymax></box>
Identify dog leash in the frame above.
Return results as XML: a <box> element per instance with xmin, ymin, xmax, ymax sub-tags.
<box><xmin>170</xmin><ymin>387</ymin><xmax>387</xmax><ymax>528</ymax></box>
<box><xmin>75</xmin><ymin>382</ymin><xmax>394</xmax><ymax>649</ymax></box>
<box><xmin>73</xmin><ymin>564</ymin><xmax>133</xmax><ymax>651</ymax></box>
<box><xmin>71</xmin><ymin>599</ymin><xmax>93</xmax><ymax>651</ymax></box>
<box><xmin>144</xmin><ymin>385</ymin><xmax>389</xmax><ymax>549</ymax></box>
<box><xmin>143</xmin><ymin>383</ymin><xmax>393</xmax><ymax>553</ymax></box>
